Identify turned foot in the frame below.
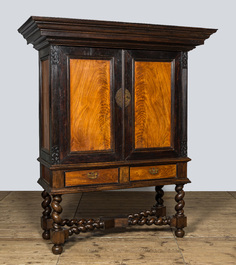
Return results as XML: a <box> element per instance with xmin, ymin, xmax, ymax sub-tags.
<box><xmin>175</xmin><ymin>228</ymin><xmax>185</xmax><ymax>237</ymax></box>
<box><xmin>42</xmin><ymin>230</ymin><xmax>50</xmax><ymax>240</ymax></box>
<box><xmin>41</xmin><ymin>190</ymin><xmax>52</xmax><ymax>240</ymax></box>
<box><xmin>52</xmin><ymin>244</ymin><xmax>63</xmax><ymax>255</ymax></box>
<box><xmin>174</xmin><ymin>184</ymin><xmax>187</xmax><ymax>237</ymax></box>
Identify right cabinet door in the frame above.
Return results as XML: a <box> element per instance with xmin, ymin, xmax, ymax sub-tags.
<box><xmin>124</xmin><ymin>50</ymin><xmax>185</xmax><ymax>160</ymax></box>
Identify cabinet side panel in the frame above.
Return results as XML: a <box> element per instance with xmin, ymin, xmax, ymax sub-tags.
<box><xmin>70</xmin><ymin>59</ymin><xmax>111</xmax><ymax>152</ymax></box>
<box><xmin>134</xmin><ymin>61</ymin><xmax>172</xmax><ymax>149</ymax></box>
<box><xmin>41</xmin><ymin>59</ymin><xmax>50</xmax><ymax>151</ymax></box>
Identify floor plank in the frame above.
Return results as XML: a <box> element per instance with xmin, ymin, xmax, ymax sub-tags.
<box><xmin>0</xmin><ymin>192</ymin><xmax>82</xmax><ymax>239</ymax></box>
<box><xmin>228</xmin><ymin>192</ymin><xmax>236</xmax><ymax>199</ymax></box>
<box><xmin>0</xmin><ymin>191</ymin><xmax>11</xmax><ymax>201</ymax></box>
<box><xmin>176</xmin><ymin>237</ymin><xmax>236</xmax><ymax>264</ymax></box>
<box><xmin>0</xmin><ymin>238</ymin><xmax>58</xmax><ymax>265</ymax></box>
<box><xmin>1</xmin><ymin>191</ymin><xmax>236</xmax><ymax>264</ymax></box>
<box><xmin>57</xmin><ymin>237</ymin><xmax>185</xmax><ymax>265</ymax></box>
<box><xmin>183</xmin><ymin>192</ymin><xmax>236</xmax><ymax>238</ymax></box>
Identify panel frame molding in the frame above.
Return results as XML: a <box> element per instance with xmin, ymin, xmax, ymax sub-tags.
<box><xmin>56</xmin><ymin>46</ymin><xmax>123</xmax><ymax>164</ymax></box>
<box><xmin>124</xmin><ymin>50</ymin><xmax>184</xmax><ymax>160</ymax></box>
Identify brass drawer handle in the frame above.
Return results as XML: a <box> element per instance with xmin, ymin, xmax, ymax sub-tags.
<box><xmin>149</xmin><ymin>168</ymin><xmax>159</xmax><ymax>175</ymax></box>
<box><xmin>87</xmin><ymin>172</ymin><xmax>98</xmax><ymax>179</ymax></box>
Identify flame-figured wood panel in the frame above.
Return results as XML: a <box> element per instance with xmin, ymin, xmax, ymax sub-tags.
<box><xmin>65</xmin><ymin>168</ymin><xmax>118</xmax><ymax>186</ymax></box>
<box><xmin>70</xmin><ymin>59</ymin><xmax>112</xmax><ymax>152</ymax></box>
<box><xmin>130</xmin><ymin>164</ymin><xmax>176</xmax><ymax>181</ymax></box>
<box><xmin>41</xmin><ymin>59</ymin><xmax>50</xmax><ymax>151</ymax></box>
<box><xmin>134</xmin><ymin>61</ymin><xmax>172</xmax><ymax>149</ymax></box>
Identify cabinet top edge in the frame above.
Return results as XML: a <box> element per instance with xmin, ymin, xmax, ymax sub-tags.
<box><xmin>18</xmin><ymin>16</ymin><xmax>217</xmax><ymax>52</ymax></box>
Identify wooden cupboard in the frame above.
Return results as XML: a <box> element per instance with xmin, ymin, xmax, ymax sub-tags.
<box><xmin>18</xmin><ymin>16</ymin><xmax>217</xmax><ymax>254</ymax></box>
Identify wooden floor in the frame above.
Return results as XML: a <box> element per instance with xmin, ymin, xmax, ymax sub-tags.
<box><xmin>0</xmin><ymin>191</ymin><xmax>236</xmax><ymax>264</ymax></box>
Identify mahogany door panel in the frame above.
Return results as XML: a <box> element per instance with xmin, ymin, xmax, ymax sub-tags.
<box><xmin>70</xmin><ymin>59</ymin><xmax>112</xmax><ymax>152</ymax></box>
<box><xmin>124</xmin><ymin>50</ymin><xmax>183</xmax><ymax>160</ymax></box>
<box><xmin>134</xmin><ymin>61</ymin><xmax>172</xmax><ymax>149</ymax></box>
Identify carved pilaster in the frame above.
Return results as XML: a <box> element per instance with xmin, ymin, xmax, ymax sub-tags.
<box><xmin>180</xmin><ymin>140</ymin><xmax>187</xmax><ymax>157</ymax></box>
<box><xmin>181</xmin><ymin>52</ymin><xmax>188</xmax><ymax>69</ymax></box>
<box><xmin>50</xmin><ymin>46</ymin><xmax>60</xmax><ymax>65</ymax></box>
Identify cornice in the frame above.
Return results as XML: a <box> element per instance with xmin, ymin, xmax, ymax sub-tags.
<box><xmin>18</xmin><ymin>16</ymin><xmax>217</xmax><ymax>51</ymax></box>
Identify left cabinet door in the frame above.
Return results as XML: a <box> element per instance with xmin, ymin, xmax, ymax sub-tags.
<box><xmin>53</xmin><ymin>47</ymin><xmax>122</xmax><ymax>163</ymax></box>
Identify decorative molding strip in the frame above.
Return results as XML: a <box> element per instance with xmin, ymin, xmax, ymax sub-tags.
<box><xmin>51</xmin><ymin>146</ymin><xmax>60</xmax><ymax>164</ymax></box>
<box><xmin>18</xmin><ymin>17</ymin><xmax>217</xmax><ymax>52</ymax></box>
<box><xmin>181</xmin><ymin>52</ymin><xmax>188</xmax><ymax>69</ymax></box>
<box><xmin>51</xmin><ymin>46</ymin><xmax>60</xmax><ymax>65</ymax></box>
<box><xmin>180</xmin><ymin>140</ymin><xmax>187</xmax><ymax>157</ymax></box>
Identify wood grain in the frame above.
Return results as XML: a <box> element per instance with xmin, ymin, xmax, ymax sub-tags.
<box><xmin>41</xmin><ymin>59</ymin><xmax>50</xmax><ymax>151</ymax></box>
<box><xmin>177</xmin><ymin>238</ymin><xmax>236</xmax><ymax>264</ymax></box>
<box><xmin>229</xmin><ymin>192</ymin><xmax>236</xmax><ymax>199</ymax></box>
<box><xmin>0</xmin><ymin>192</ymin><xmax>10</xmax><ymax>201</ymax></box>
<box><xmin>70</xmin><ymin>59</ymin><xmax>112</xmax><ymax>152</ymax></box>
<box><xmin>130</xmin><ymin>164</ymin><xmax>176</xmax><ymax>181</ymax></box>
<box><xmin>134</xmin><ymin>61</ymin><xmax>172</xmax><ymax>149</ymax></box>
<box><xmin>0</xmin><ymin>239</ymin><xmax>59</xmax><ymax>265</ymax></box>
<box><xmin>119</xmin><ymin>166</ymin><xmax>130</xmax><ymax>184</ymax></box>
<box><xmin>58</xmin><ymin>238</ymin><xmax>184</xmax><ymax>264</ymax></box>
<box><xmin>65</xmin><ymin>168</ymin><xmax>118</xmax><ymax>186</ymax></box>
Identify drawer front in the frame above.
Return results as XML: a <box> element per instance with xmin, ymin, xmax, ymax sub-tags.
<box><xmin>65</xmin><ymin>168</ymin><xmax>119</xmax><ymax>187</ymax></box>
<box><xmin>130</xmin><ymin>164</ymin><xmax>176</xmax><ymax>181</ymax></box>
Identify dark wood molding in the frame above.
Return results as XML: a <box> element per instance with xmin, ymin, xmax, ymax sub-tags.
<box><xmin>124</xmin><ymin>50</ymin><xmax>181</xmax><ymax>160</ymax></box>
<box><xmin>41</xmin><ymin>177</ymin><xmax>191</xmax><ymax>195</ymax></box>
<box><xmin>38</xmin><ymin>156</ymin><xmax>191</xmax><ymax>171</ymax></box>
<box><xmin>55</xmin><ymin>46</ymin><xmax>123</xmax><ymax>164</ymax></box>
<box><xmin>18</xmin><ymin>16</ymin><xmax>217</xmax><ymax>52</ymax></box>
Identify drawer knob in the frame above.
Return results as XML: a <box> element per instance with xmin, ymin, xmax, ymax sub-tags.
<box><xmin>87</xmin><ymin>172</ymin><xmax>98</xmax><ymax>179</ymax></box>
<box><xmin>149</xmin><ymin>168</ymin><xmax>159</xmax><ymax>175</ymax></box>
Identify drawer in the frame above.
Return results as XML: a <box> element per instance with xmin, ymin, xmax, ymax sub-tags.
<box><xmin>130</xmin><ymin>164</ymin><xmax>176</xmax><ymax>181</ymax></box>
<box><xmin>65</xmin><ymin>168</ymin><xmax>119</xmax><ymax>187</ymax></box>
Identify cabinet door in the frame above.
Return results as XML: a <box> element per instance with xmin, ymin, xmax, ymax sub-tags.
<box><xmin>124</xmin><ymin>50</ymin><xmax>185</xmax><ymax>160</ymax></box>
<box><xmin>56</xmin><ymin>47</ymin><xmax>122</xmax><ymax>163</ymax></box>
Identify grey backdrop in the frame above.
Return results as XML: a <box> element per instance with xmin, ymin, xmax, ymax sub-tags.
<box><xmin>1</xmin><ymin>0</ymin><xmax>235</xmax><ymax>191</ymax></box>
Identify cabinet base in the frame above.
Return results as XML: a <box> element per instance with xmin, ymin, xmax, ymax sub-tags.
<box><xmin>41</xmin><ymin>184</ymin><xmax>187</xmax><ymax>254</ymax></box>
